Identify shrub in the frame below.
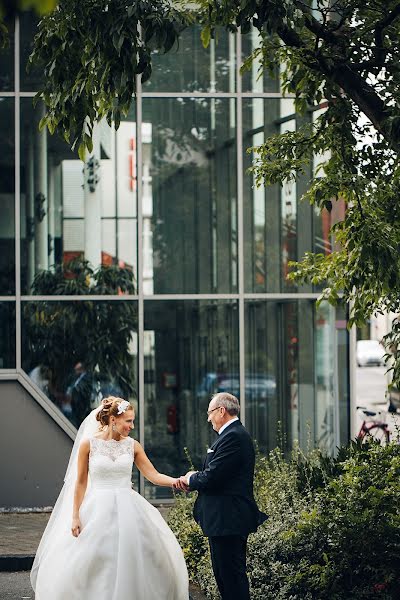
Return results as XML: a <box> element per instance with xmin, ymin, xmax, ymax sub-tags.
<box><xmin>167</xmin><ymin>441</ymin><xmax>400</xmax><ymax>600</ymax></box>
<box><xmin>284</xmin><ymin>441</ymin><xmax>400</xmax><ymax>599</ymax></box>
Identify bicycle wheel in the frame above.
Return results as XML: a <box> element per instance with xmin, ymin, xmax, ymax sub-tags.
<box><xmin>362</xmin><ymin>424</ymin><xmax>390</xmax><ymax>445</ymax></box>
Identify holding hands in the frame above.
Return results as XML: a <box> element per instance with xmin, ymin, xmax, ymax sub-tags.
<box><xmin>172</xmin><ymin>471</ymin><xmax>196</xmax><ymax>492</ymax></box>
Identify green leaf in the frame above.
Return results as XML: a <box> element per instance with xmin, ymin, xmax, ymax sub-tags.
<box><xmin>78</xmin><ymin>142</ymin><xmax>86</xmax><ymax>162</ymax></box>
<box><xmin>200</xmin><ymin>25</ymin><xmax>211</xmax><ymax>48</ymax></box>
<box><xmin>38</xmin><ymin>116</ymin><xmax>47</xmax><ymax>131</ymax></box>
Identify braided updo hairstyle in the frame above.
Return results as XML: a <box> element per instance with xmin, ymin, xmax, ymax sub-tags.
<box><xmin>96</xmin><ymin>396</ymin><xmax>134</xmax><ymax>428</ymax></box>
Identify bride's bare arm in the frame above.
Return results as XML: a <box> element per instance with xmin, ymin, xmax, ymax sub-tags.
<box><xmin>134</xmin><ymin>441</ymin><xmax>178</xmax><ymax>487</ymax></box>
<box><xmin>71</xmin><ymin>439</ymin><xmax>90</xmax><ymax>537</ymax></box>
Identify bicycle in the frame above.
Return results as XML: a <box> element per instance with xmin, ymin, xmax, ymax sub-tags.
<box><xmin>356</xmin><ymin>406</ymin><xmax>390</xmax><ymax>445</ymax></box>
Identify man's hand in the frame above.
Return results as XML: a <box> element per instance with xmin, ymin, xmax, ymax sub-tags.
<box><xmin>172</xmin><ymin>476</ymin><xmax>189</xmax><ymax>491</ymax></box>
<box><xmin>172</xmin><ymin>471</ymin><xmax>197</xmax><ymax>492</ymax></box>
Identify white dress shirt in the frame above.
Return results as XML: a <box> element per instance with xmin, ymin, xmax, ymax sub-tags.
<box><xmin>218</xmin><ymin>417</ymin><xmax>239</xmax><ymax>435</ymax></box>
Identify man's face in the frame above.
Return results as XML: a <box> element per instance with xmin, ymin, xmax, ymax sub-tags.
<box><xmin>207</xmin><ymin>399</ymin><xmax>224</xmax><ymax>432</ymax></box>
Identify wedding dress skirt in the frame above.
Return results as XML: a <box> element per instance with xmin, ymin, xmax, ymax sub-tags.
<box><xmin>33</xmin><ymin>437</ymin><xmax>189</xmax><ymax>600</ymax></box>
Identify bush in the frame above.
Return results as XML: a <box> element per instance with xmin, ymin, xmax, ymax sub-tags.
<box><xmin>167</xmin><ymin>441</ymin><xmax>400</xmax><ymax>600</ymax></box>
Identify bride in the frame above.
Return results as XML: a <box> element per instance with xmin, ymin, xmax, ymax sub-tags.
<box><xmin>31</xmin><ymin>396</ymin><xmax>189</xmax><ymax>599</ymax></box>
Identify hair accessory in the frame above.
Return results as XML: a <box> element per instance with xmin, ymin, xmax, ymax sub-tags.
<box><xmin>117</xmin><ymin>400</ymin><xmax>130</xmax><ymax>415</ymax></box>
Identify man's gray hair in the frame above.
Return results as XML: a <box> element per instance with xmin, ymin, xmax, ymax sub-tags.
<box><xmin>212</xmin><ymin>392</ymin><xmax>240</xmax><ymax>416</ymax></box>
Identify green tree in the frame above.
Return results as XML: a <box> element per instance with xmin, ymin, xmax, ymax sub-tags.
<box><xmin>29</xmin><ymin>0</ymin><xmax>191</xmax><ymax>159</ymax></box>
<box><xmin>29</xmin><ymin>0</ymin><xmax>400</xmax><ymax>384</ymax></box>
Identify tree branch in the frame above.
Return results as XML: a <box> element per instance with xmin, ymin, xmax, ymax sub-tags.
<box><xmin>373</xmin><ymin>3</ymin><xmax>400</xmax><ymax>63</ymax></box>
<box><xmin>375</xmin><ymin>3</ymin><xmax>400</xmax><ymax>32</ymax></box>
<box><xmin>276</xmin><ymin>13</ymin><xmax>398</xmax><ymax>152</ymax></box>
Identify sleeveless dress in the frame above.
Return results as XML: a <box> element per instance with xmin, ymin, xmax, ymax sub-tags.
<box><xmin>34</xmin><ymin>437</ymin><xmax>189</xmax><ymax>599</ymax></box>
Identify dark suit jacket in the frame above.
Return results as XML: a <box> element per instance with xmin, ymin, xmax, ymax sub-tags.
<box><xmin>189</xmin><ymin>420</ymin><xmax>267</xmax><ymax>537</ymax></box>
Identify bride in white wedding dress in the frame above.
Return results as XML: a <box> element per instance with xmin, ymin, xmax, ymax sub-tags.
<box><xmin>31</xmin><ymin>397</ymin><xmax>189</xmax><ymax>599</ymax></box>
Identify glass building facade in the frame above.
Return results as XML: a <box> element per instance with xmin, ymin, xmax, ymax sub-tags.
<box><xmin>0</xmin><ymin>18</ymin><xmax>349</xmax><ymax>499</ymax></box>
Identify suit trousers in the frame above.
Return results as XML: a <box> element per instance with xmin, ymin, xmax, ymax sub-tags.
<box><xmin>208</xmin><ymin>535</ymin><xmax>250</xmax><ymax>600</ymax></box>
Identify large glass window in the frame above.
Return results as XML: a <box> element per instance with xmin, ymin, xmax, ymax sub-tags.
<box><xmin>20</xmin><ymin>13</ymin><xmax>43</xmax><ymax>91</ymax></box>
<box><xmin>142</xmin><ymin>98</ymin><xmax>237</xmax><ymax>294</ymax></box>
<box><xmin>245</xmin><ymin>300</ymin><xmax>343</xmax><ymax>455</ymax></box>
<box><xmin>243</xmin><ymin>98</ymin><xmax>280</xmax><ymax>292</ymax></box>
<box><xmin>335</xmin><ymin>303</ymin><xmax>350</xmax><ymax>446</ymax></box>
<box><xmin>22</xmin><ymin>300</ymin><xmax>138</xmax><ymax>428</ymax></box>
<box><xmin>314</xmin><ymin>301</ymin><xmax>337</xmax><ymax>454</ymax></box>
<box><xmin>144</xmin><ymin>26</ymin><xmax>235</xmax><ymax>93</ymax></box>
<box><xmin>0</xmin><ymin>22</ymin><xmax>14</xmax><ymax>91</ymax></box>
<box><xmin>241</xmin><ymin>29</ymin><xmax>279</xmax><ymax>93</ymax></box>
<box><xmin>0</xmin><ymin>302</ymin><xmax>16</xmax><ymax>368</ymax></box>
<box><xmin>243</xmin><ymin>99</ymin><xmax>316</xmax><ymax>292</ymax></box>
<box><xmin>20</xmin><ymin>100</ymin><xmax>137</xmax><ymax>294</ymax></box>
<box><xmin>143</xmin><ymin>300</ymin><xmax>239</xmax><ymax>499</ymax></box>
<box><xmin>0</xmin><ymin>97</ymin><xmax>15</xmax><ymax>294</ymax></box>
<box><xmin>245</xmin><ymin>300</ymin><xmax>298</xmax><ymax>453</ymax></box>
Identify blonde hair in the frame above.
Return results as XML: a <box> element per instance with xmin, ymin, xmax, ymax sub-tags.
<box><xmin>96</xmin><ymin>396</ymin><xmax>134</xmax><ymax>428</ymax></box>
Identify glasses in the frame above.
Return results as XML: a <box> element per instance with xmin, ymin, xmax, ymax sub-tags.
<box><xmin>207</xmin><ymin>406</ymin><xmax>223</xmax><ymax>416</ymax></box>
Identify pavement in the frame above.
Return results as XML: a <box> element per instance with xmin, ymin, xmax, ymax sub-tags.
<box><xmin>0</xmin><ymin>511</ymin><xmax>206</xmax><ymax>599</ymax></box>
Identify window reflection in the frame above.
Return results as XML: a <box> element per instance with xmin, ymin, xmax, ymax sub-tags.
<box><xmin>0</xmin><ymin>21</ymin><xmax>14</xmax><ymax>90</ymax></box>
<box><xmin>315</xmin><ymin>301</ymin><xmax>337</xmax><ymax>454</ymax></box>
<box><xmin>0</xmin><ymin>302</ymin><xmax>16</xmax><ymax>367</ymax></box>
<box><xmin>245</xmin><ymin>300</ymin><xmax>298</xmax><ymax>452</ymax></box>
<box><xmin>0</xmin><ymin>98</ymin><xmax>15</xmax><ymax>294</ymax></box>
<box><xmin>144</xmin><ymin>300</ymin><xmax>239</xmax><ymax>499</ymax></box>
<box><xmin>142</xmin><ymin>98</ymin><xmax>237</xmax><ymax>294</ymax></box>
<box><xmin>243</xmin><ymin>99</ymin><xmax>320</xmax><ymax>292</ymax></box>
<box><xmin>20</xmin><ymin>13</ymin><xmax>43</xmax><ymax>91</ymax></box>
<box><xmin>22</xmin><ymin>300</ymin><xmax>138</xmax><ymax>428</ymax></box>
<box><xmin>20</xmin><ymin>100</ymin><xmax>137</xmax><ymax>293</ymax></box>
<box><xmin>145</xmin><ymin>26</ymin><xmax>235</xmax><ymax>93</ymax></box>
<box><xmin>245</xmin><ymin>300</ymin><xmax>346</xmax><ymax>455</ymax></box>
<box><xmin>241</xmin><ymin>28</ymin><xmax>279</xmax><ymax>93</ymax></box>
<box><xmin>280</xmin><ymin>99</ymin><xmax>298</xmax><ymax>292</ymax></box>
<box><xmin>243</xmin><ymin>98</ymin><xmax>280</xmax><ymax>292</ymax></box>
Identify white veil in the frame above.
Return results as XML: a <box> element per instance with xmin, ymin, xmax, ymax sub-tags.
<box><xmin>30</xmin><ymin>405</ymin><xmax>102</xmax><ymax>590</ymax></box>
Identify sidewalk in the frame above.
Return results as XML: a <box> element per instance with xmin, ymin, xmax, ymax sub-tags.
<box><xmin>0</xmin><ymin>511</ymin><xmax>206</xmax><ymax>599</ymax></box>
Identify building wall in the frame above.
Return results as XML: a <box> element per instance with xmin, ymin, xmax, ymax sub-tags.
<box><xmin>0</xmin><ymin>381</ymin><xmax>73</xmax><ymax>507</ymax></box>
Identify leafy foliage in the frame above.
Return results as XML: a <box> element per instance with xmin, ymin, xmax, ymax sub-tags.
<box><xmin>29</xmin><ymin>0</ymin><xmax>190</xmax><ymax>158</ymax></box>
<box><xmin>24</xmin><ymin>258</ymin><xmax>137</xmax><ymax>399</ymax></box>
<box><xmin>168</xmin><ymin>441</ymin><xmax>400</xmax><ymax>599</ymax></box>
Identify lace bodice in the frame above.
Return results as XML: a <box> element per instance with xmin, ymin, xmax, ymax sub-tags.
<box><xmin>89</xmin><ymin>437</ymin><xmax>134</xmax><ymax>490</ymax></box>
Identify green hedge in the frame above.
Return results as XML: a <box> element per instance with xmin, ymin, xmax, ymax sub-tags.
<box><xmin>167</xmin><ymin>441</ymin><xmax>400</xmax><ymax>599</ymax></box>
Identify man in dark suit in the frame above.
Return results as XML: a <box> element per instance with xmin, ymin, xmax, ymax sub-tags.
<box><xmin>175</xmin><ymin>392</ymin><xmax>267</xmax><ymax>600</ymax></box>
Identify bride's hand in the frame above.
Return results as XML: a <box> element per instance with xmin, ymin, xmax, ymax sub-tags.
<box><xmin>71</xmin><ymin>517</ymin><xmax>82</xmax><ymax>537</ymax></box>
<box><xmin>172</xmin><ymin>477</ymin><xmax>189</xmax><ymax>492</ymax></box>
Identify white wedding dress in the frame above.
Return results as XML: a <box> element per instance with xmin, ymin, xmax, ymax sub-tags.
<box><xmin>32</xmin><ymin>436</ymin><xmax>189</xmax><ymax>599</ymax></box>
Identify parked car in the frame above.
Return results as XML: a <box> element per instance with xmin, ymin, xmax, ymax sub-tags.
<box><xmin>197</xmin><ymin>372</ymin><xmax>277</xmax><ymax>402</ymax></box>
<box><xmin>356</xmin><ymin>339</ymin><xmax>385</xmax><ymax>367</ymax></box>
